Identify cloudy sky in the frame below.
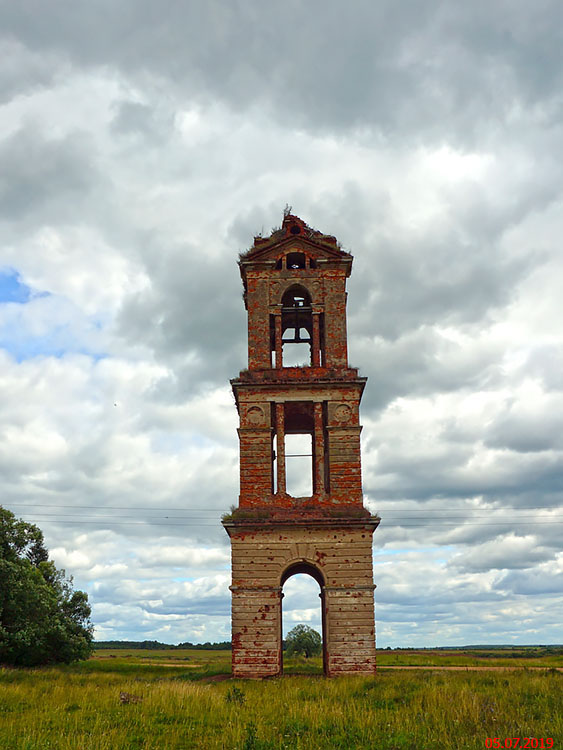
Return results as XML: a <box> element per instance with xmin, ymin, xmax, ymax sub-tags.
<box><xmin>1</xmin><ymin>0</ymin><xmax>562</xmax><ymax>647</ymax></box>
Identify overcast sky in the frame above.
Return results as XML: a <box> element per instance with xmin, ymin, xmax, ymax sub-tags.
<box><xmin>1</xmin><ymin>0</ymin><xmax>562</xmax><ymax>647</ymax></box>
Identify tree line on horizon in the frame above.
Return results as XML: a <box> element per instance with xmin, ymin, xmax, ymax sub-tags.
<box><xmin>94</xmin><ymin>640</ymin><xmax>232</xmax><ymax>650</ymax></box>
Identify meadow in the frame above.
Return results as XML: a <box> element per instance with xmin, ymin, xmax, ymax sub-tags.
<box><xmin>0</xmin><ymin>648</ymin><xmax>561</xmax><ymax>749</ymax></box>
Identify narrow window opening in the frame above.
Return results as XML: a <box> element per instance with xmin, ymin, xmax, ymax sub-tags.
<box><xmin>282</xmin><ymin>402</ymin><xmax>314</xmax><ymax>499</ymax></box>
<box><xmin>322</xmin><ymin>401</ymin><xmax>330</xmax><ymax>493</ymax></box>
<box><xmin>285</xmin><ymin>434</ymin><xmax>313</xmax><ymax>497</ymax></box>
<box><xmin>269</xmin><ymin>314</ymin><xmax>276</xmax><ymax>367</ymax></box>
<box><xmin>309</xmin><ymin>258</ymin><xmax>317</xmax><ymax>269</ymax></box>
<box><xmin>275</xmin><ymin>257</ymin><xmax>283</xmax><ymax>269</ymax></box>
<box><xmin>272</xmin><ymin>433</ymin><xmax>277</xmax><ymax>493</ymax></box>
<box><xmin>319</xmin><ymin>313</ymin><xmax>326</xmax><ymax>367</ymax></box>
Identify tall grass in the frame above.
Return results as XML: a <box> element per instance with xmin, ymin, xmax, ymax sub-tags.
<box><xmin>0</xmin><ymin>650</ymin><xmax>561</xmax><ymax>749</ymax></box>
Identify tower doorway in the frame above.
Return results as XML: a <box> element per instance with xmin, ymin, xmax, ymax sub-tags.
<box><xmin>280</xmin><ymin>563</ymin><xmax>327</xmax><ymax>675</ymax></box>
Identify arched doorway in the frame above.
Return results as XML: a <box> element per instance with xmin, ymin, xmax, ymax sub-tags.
<box><xmin>280</xmin><ymin>562</ymin><xmax>327</xmax><ymax>675</ymax></box>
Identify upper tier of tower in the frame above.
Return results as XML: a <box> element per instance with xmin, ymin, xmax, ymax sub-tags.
<box><xmin>238</xmin><ymin>213</ymin><xmax>355</xmax><ymax>373</ymax></box>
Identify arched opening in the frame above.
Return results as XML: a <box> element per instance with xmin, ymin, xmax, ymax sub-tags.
<box><xmin>269</xmin><ymin>284</ymin><xmax>325</xmax><ymax>369</ymax></box>
<box><xmin>286</xmin><ymin>251</ymin><xmax>306</xmax><ymax>269</ymax></box>
<box><xmin>280</xmin><ymin>562</ymin><xmax>326</xmax><ymax>675</ymax></box>
<box><xmin>281</xmin><ymin>285</ymin><xmax>312</xmax><ymax>366</ymax></box>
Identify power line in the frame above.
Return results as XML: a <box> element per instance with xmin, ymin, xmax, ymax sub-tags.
<box><xmin>5</xmin><ymin>503</ymin><xmax>223</xmax><ymax>512</ymax></box>
<box><xmin>7</xmin><ymin>503</ymin><xmax>563</xmax><ymax>529</ymax></box>
<box><xmin>8</xmin><ymin>508</ymin><xmax>562</xmax><ymax>520</ymax></box>
<box><xmin>5</xmin><ymin>501</ymin><xmax>561</xmax><ymax>512</ymax></box>
<box><xmin>14</xmin><ymin>515</ymin><xmax>563</xmax><ymax>528</ymax></box>
<box><xmin>16</xmin><ymin>519</ymin><xmax>223</xmax><ymax>529</ymax></box>
<box><xmin>14</xmin><ymin>512</ymin><xmax>563</xmax><ymax>521</ymax></box>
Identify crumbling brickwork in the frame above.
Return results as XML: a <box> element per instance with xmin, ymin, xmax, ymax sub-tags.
<box><xmin>223</xmin><ymin>213</ymin><xmax>379</xmax><ymax>677</ymax></box>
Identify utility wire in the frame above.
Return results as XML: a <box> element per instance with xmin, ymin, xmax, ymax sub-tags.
<box><xmin>13</xmin><ymin>512</ymin><xmax>563</xmax><ymax>521</ymax></box>
<box><xmin>8</xmin><ymin>508</ymin><xmax>563</xmax><ymax>519</ymax></box>
<box><xmin>14</xmin><ymin>515</ymin><xmax>563</xmax><ymax>527</ymax></box>
<box><xmin>6</xmin><ymin>502</ymin><xmax>562</xmax><ymax>514</ymax></box>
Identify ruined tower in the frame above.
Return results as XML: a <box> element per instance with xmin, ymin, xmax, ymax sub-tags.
<box><xmin>223</xmin><ymin>213</ymin><xmax>379</xmax><ymax>678</ymax></box>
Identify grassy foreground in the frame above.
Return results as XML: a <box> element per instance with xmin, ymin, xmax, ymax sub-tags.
<box><xmin>0</xmin><ymin>649</ymin><xmax>561</xmax><ymax>749</ymax></box>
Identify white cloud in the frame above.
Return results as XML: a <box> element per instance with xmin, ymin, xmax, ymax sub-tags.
<box><xmin>137</xmin><ymin>546</ymin><xmax>229</xmax><ymax>568</ymax></box>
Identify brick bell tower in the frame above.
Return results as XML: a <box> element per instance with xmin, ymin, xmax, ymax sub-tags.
<box><xmin>223</xmin><ymin>212</ymin><xmax>379</xmax><ymax>678</ymax></box>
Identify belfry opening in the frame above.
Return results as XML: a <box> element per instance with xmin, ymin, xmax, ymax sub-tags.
<box><xmin>223</xmin><ymin>213</ymin><xmax>380</xmax><ymax>678</ymax></box>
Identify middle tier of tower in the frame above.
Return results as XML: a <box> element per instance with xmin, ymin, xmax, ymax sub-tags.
<box><xmin>232</xmin><ymin>375</ymin><xmax>366</xmax><ymax>508</ymax></box>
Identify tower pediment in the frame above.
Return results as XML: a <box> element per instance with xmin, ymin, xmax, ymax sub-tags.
<box><xmin>240</xmin><ymin>214</ymin><xmax>352</xmax><ymax>265</ymax></box>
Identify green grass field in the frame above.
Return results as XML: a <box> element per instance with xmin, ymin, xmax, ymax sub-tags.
<box><xmin>0</xmin><ymin>648</ymin><xmax>561</xmax><ymax>749</ymax></box>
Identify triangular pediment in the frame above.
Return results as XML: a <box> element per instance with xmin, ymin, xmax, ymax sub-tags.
<box><xmin>240</xmin><ymin>214</ymin><xmax>351</xmax><ymax>264</ymax></box>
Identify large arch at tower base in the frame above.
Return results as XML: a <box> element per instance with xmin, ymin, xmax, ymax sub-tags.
<box><xmin>224</xmin><ymin>516</ymin><xmax>379</xmax><ymax>679</ymax></box>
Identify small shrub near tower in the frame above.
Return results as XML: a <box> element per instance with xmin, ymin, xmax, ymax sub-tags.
<box><xmin>285</xmin><ymin>625</ymin><xmax>322</xmax><ymax>659</ymax></box>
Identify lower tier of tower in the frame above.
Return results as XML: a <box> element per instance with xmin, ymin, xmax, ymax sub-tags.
<box><xmin>223</xmin><ymin>516</ymin><xmax>378</xmax><ymax>678</ymax></box>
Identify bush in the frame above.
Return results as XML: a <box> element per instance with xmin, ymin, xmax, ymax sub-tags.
<box><xmin>285</xmin><ymin>625</ymin><xmax>322</xmax><ymax>659</ymax></box>
<box><xmin>0</xmin><ymin>507</ymin><xmax>93</xmax><ymax>666</ymax></box>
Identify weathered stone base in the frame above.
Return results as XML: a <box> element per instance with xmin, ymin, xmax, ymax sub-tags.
<box><xmin>324</xmin><ymin>587</ymin><xmax>377</xmax><ymax>676</ymax></box>
<box><xmin>224</xmin><ymin>516</ymin><xmax>378</xmax><ymax>678</ymax></box>
<box><xmin>231</xmin><ymin>587</ymin><xmax>282</xmax><ymax>678</ymax></box>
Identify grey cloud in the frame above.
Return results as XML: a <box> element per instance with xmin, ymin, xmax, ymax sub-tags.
<box><xmin>0</xmin><ymin>125</ymin><xmax>100</xmax><ymax>221</ymax></box>
<box><xmin>117</xmin><ymin>242</ymin><xmax>247</xmax><ymax>394</ymax></box>
<box><xmin>0</xmin><ymin>37</ymin><xmax>61</xmax><ymax>102</ymax></box>
<box><xmin>366</xmin><ymin>438</ymin><xmax>563</xmax><ymax>502</ymax></box>
<box><xmin>291</xmin><ymin>183</ymin><xmax>536</xmax><ymax>345</ymax></box>
<box><xmin>349</xmin><ymin>229</ymin><xmax>538</xmax><ymax>343</ymax></box>
<box><xmin>136</xmin><ymin>546</ymin><xmax>229</xmax><ymax>568</ymax></box>
<box><xmin>142</xmin><ymin>596</ymin><xmax>231</xmax><ymax>618</ymax></box>
<box><xmin>524</xmin><ymin>346</ymin><xmax>563</xmax><ymax>392</ymax></box>
<box><xmin>370</xmin><ymin>494</ymin><xmax>563</xmax><ymax>551</ymax></box>
<box><xmin>5</xmin><ymin>1</ymin><xmax>563</xmax><ymax>140</ymax></box>
<box><xmin>356</xmin><ymin>327</ymin><xmax>502</xmax><ymax>412</ymax></box>
<box><xmin>484</xmin><ymin>406</ymin><xmax>563</xmax><ymax>453</ymax></box>
<box><xmin>449</xmin><ymin>536</ymin><xmax>555</xmax><ymax>573</ymax></box>
<box><xmin>497</xmin><ymin>566</ymin><xmax>563</xmax><ymax>596</ymax></box>
<box><xmin>376</xmin><ymin>522</ymin><xmax>510</xmax><ymax>549</ymax></box>
<box><xmin>110</xmin><ymin>100</ymin><xmax>169</xmax><ymax>139</ymax></box>
<box><xmin>376</xmin><ymin>579</ymin><xmax>504</xmax><ymax>608</ymax></box>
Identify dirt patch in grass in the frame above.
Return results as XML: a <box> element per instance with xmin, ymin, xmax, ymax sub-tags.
<box><xmin>379</xmin><ymin>665</ymin><xmax>563</xmax><ymax>672</ymax></box>
<box><xmin>201</xmin><ymin>673</ymin><xmax>232</xmax><ymax>682</ymax></box>
<box><xmin>126</xmin><ymin>661</ymin><xmax>203</xmax><ymax>668</ymax></box>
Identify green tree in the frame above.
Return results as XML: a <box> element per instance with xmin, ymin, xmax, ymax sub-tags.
<box><xmin>0</xmin><ymin>507</ymin><xmax>93</xmax><ymax>666</ymax></box>
<box><xmin>285</xmin><ymin>624</ymin><xmax>322</xmax><ymax>658</ymax></box>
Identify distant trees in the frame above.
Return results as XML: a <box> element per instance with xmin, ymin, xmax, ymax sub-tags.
<box><xmin>0</xmin><ymin>507</ymin><xmax>93</xmax><ymax>666</ymax></box>
<box><xmin>93</xmin><ymin>640</ymin><xmax>232</xmax><ymax>650</ymax></box>
<box><xmin>285</xmin><ymin>624</ymin><xmax>322</xmax><ymax>658</ymax></box>
<box><xmin>176</xmin><ymin>641</ymin><xmax>232</xmax><ymax>651</ymax></box>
